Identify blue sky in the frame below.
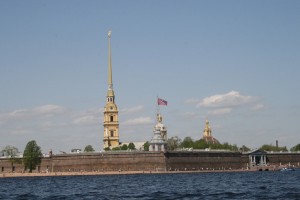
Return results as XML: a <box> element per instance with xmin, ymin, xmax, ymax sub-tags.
<box><xmin>0</xmin><ymin>0</ymin><xmax>300</xmax><ymax>153</ymax></box>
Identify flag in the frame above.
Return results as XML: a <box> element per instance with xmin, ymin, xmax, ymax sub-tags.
<box><xmin>158</xmin><ymin>98</ymin><xmax>167</xmax><ymax>106</ymax></box>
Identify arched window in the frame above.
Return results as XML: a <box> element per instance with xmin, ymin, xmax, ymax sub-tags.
<box><xmin>110</xmin><ymin>116</ymin><xmax>114</xmax><ymax>122</ymax></box>
<box><xmin>110</xmin><ymin>130</ymin><xmax>114</xmax><ymax>137</ymax></box>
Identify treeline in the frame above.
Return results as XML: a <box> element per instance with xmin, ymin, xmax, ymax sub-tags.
<box><xmin>143</xmin><ymin>136</ymin><xmax>249</xmax><ymax>152</ymax></box>
<box><xmin>104</xmin><ymin>143</ymin><xmax>136</xmax><ymax>151</ymax></box>
<box><xmin>143</xmin><ymin>136</ymin><xmax>300</xmax><ymax>152</ymax></box>
<box><xmin>169</xmin><ymin>136</ymin><xmax>242</xmax><ymax>151</ymax></box>
<box><xmin>259</xmin><ymin>144</ymin><xmax>288</xmax><ymax>152</ymax></box>
<box><xmin>291</xmin><ymin>144</ymin><xmax>300</xmax><ymax>152</ymax></box>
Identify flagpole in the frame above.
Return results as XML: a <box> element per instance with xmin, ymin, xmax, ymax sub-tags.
<box><xmin>156</xmin><ymin>96</ymin><xmax>160</xmax><ymax>116</ymax></box>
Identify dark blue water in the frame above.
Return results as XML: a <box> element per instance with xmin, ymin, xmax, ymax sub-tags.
<box><xmin>1</xmin><ymin>171</ymin><xmax>300</xmax><ymax>200</ymax></box>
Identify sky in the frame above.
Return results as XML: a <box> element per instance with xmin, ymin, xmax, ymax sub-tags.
<box><xmin>0</xmin><ymin>0</ymin><xmax>300</xmax><ymax>153</ymax></box>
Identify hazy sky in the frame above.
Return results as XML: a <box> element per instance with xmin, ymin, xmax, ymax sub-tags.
<box><xmin>1</xmin><ymin>1</ymin><xmax>299</xmax><ymax>153</ymax></box>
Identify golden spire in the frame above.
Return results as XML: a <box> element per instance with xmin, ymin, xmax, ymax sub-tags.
<box><xmin>107</xmin><ymin>30</ymin><xmax>114</xmax><ymax>97</ymax></box>
<box><xmin>203</xmin><ymin>119</ymin><xmax>212</xmax><ymax>137</ymax></box>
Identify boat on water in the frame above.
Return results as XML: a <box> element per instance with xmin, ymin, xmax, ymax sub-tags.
<box><xmin>280</xmin><ymin>167</ymin><xmax>295</xmax><ymax>171</ymax></box>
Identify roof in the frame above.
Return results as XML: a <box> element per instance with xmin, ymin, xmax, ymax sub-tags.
<box><xmin>246</xmin><ymin>149</ymin><xmax>267</xmax><ymax>155</ymax></box>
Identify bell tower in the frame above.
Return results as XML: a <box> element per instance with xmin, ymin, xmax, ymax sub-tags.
<box><xmin>103</xmin><ymin>31</ymin><xmax>119</xmax><ymax>149</ymax></box>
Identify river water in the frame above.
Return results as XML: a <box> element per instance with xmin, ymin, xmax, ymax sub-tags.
<box><xmin>0</xmin><ymin>171</ymin><xmax>300</xmax><ymax>199</ymax></box>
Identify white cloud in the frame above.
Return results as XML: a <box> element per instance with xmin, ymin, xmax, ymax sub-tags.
<box><xmin>122</xmin><ymin>117</ymin><xmax>153</xmax><ymax>126</ymax></box>
<box><xmin>32</xmin><ymin>105</ymin><xmax>66</xmax><ymax>115</ymax></box>
<box><xmin>73</xmin><ymin>115</ymin><xmax>98</xmax><ymax>125</ymax></box>
<box><xmin>0</xmin><ymin>104</ymin><xmax>67</xmax><ymax>122</ymax></box>
<box><xmin>197</xmin><ymin>91</ymin><xmax>256</xmax><ymax>108</ymax></box>
<box><xmin>8</xmin><ymin>129</ymin><xmax>33</xmax><ymax>136</ymax></box>
<box><xmin>8</xmin><ymin>109</ymin><xmax>29</xmax><ymax>118</ymax></box>
<box><xmin>207</xmin><ymin>108</ymin><xmax>232</xmax><ymax>116</ymax></box>
<box><xmin>120</xmin><ymin>105</ymin><xmax>144</xmax><ymax>114</ymax></box>
<box><xmin>252</xmin><ymin>103</ymin><xmax>265</xmax><ymax>111</ymax></box>
<box><xmin>72</xmin><ymin>107</ymin><xmax>102</xmax><ymax>126</ymax></box>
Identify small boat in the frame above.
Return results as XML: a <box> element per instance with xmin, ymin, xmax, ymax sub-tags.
<box><xmin>280</xmin><ymin>167</ymin><xmax>295</xmax><ymax>171</ymax></box>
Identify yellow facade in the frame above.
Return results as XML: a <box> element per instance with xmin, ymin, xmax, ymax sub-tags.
<box><xmin>103</xmin><ymin>98</ymin><xmax>119</xmax><ymax>148</ymax></box>
<box><xmin>103</xmin><ymin>31</ymin><xmax>120</xmax><ymax>149</ymax></box>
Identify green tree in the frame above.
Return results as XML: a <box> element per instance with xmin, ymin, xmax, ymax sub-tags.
<box><xmin>291</xmin><ymin>144</ymin><xmax>300</xmax><ymax>152</ymax></box>
<box><xmin>128</xmin><ymin>142</ymin><xmax>135</xmax><ymax>150</ymax></box>
<box><xmin>181</xmin><ymin>137</ymin><xmax>194</xmax><ymax>148</ymax></box>
<box><xmin>104</xmin><ymin>147</ymin><xmax>110</xmax><ymax>151</ymax></box>
<box><xmin>221</xmin><ymin>143</ymin><xmax>238</xmax><ymax>151</ymax></box>
<box><xmin>143</xmin><ymin>141</ymin><xmax>150</xmax><ymax>151</ymax></box>
<box><xmin>193</xmin><ymin>139</ymin><xmax>209</xmax><ymax>149</ymax></box>
<box><xmin>112</xmin><ymin>146</ymin><xmax>121</xmax><ymax>151</ymax></box>
<box><xmin>84</xmin><ymin>145</ymin><xmax>95</xmax><ymax>152</ymax></box>
<box><xmin>23</xmin><ymin>140</ymin><xmax>42</xmax><ymax>173</ymax></box>
<box><xmin>167</xmin><ymin>136</ymin><xmax>182</xmax><ymax>150</ymax></box>
<box><xmin>1</xmin><ymin>145</ymin><xmax>21</xmax><ymax>172</ymax></box>
<box><xmin>260</xmin><ymin>144</ymin><xmax>288</xmax><ymax>152</ymax></box>
<box><xmin>121</xmin><ymin>144</ymin><xmax>128</xmax><ymax>150</ymax></box>
<box><xmin>239</xmin><ymin>145</ymin><xmax>251</xmax><ymax>152</ymax></box>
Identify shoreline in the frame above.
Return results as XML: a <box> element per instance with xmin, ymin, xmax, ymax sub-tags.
<box><xmin>0</xmin><ymin>169</ymin><xmax>266</xmax><ymax>178</ymax></box>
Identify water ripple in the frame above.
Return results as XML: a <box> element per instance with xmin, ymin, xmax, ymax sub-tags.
<box><xmin>0</xmin><ymin>171</ymin><xmax>300</xmax><ymax>199</ymax></box>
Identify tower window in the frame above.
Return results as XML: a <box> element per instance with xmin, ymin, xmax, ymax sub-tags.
<box><xmin>110</xmin><ymin>130</ymin><xmax>114</xmax><ymax>137</ymax></box>
<box><xmin>107</xmin><ymin>97</ymin><xmax>114</xmax><ymax>102</ymax></box>
<box><xmin>110</xmin><ymin>116</ymin><xmax>114</xmax><ymax>122</ymax></box>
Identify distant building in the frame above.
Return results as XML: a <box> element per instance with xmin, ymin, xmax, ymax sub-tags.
<box><xmin>202</xmin><ymin>119</ymin><xmax>220</xmax><ymax>144</ymax></box>
<box><xmin>70</xmin><ymin>149</ymin><xmax>82</xmax><ymax>153</ymax></box>
<box><xmin>149</xmin><ymin>114</ymin><xmax>167</xmax><ymax>152</ymax></box>
<box><xmin>103</xmin><ymin>31</ymin><xmax>120</xmax><ymax>149</ymax></box>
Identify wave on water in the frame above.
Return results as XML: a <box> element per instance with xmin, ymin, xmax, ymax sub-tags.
<box><xmin>1</xmin><ymin>171</ymin><xmax>300</xmax><ymax>199</ymax></box>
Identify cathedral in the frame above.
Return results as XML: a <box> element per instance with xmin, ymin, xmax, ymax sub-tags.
<box><xmin>103</xmin><ymin>31</ymin><xmax>120</xmax><ymax>149</ymax></box>
<box><xmin>202</xmin><ymin>119</ymin><xmax>220</xmax><ymax>144</ymax></box>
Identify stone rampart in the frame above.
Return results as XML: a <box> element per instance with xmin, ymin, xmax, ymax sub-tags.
<box><xmin>49</xmin><ymin>152</ymin><xmax>166</xmax><ymax>172</ymax></box>
<box><xmin>266</xmin><ymin>152</ymin><xmax>300</xmax><ymax>167</ymax></box>
<box><xmin>1</xmin><ymin>151</ymin><xmax>300</xmax><ymax>173</ymax></box>
<box><xmin>165</xmin><ymin>151</ymin><xmax>244</xmax><ymax>171</ymax></box>
<box><xmin>0</xmin><ymin>152</ymin><xmax>166</xmax><ymax>173</ymax></box>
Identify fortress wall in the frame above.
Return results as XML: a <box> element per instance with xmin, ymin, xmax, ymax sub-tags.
<box><xmin>2</xmin><ymin>152</ymin><xmax>300</xmax><ymax>173</ymax></box>
<box><xmin>165</xmin><ymin>151</ymin><xmax>244</xmax><ymax>170</ymax></box>
<box><xmin>0</xmin><ymin>152</ymin><xmax>166</xmax><ymax>173</ymax></box>
<box><xmin>266</xmin><ymin>153</ymin><xmax>300</xmax><ymax>167</ymax></box>
<box><xmin>241</xmin><ymin>155</ymin><xmax>250</xmax><ymax>168</ymax></box>
<box><xmin>0</xmin><ymin>159</ymin><xmax>16</xmax><ymax>172</ymax></box>
<box><xmin>0</xmin><ymin>158</ymin><xmax>52</xmax><ymax>173</ymax></box>
<box><xmin>47</xmin><ymin>152</ymin><xmax>166</xmax><ymax>172</ymax></box>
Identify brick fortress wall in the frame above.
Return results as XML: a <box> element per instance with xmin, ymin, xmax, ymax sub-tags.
<box><xmin>165</xmin><ymin>151</ymin><xmax>245</xmax><ymax>170</ymax></box>
<box><xmin>1</xmin><ymin>151</ymin><xmax>300</xmax><ymax>173</ymax></box>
